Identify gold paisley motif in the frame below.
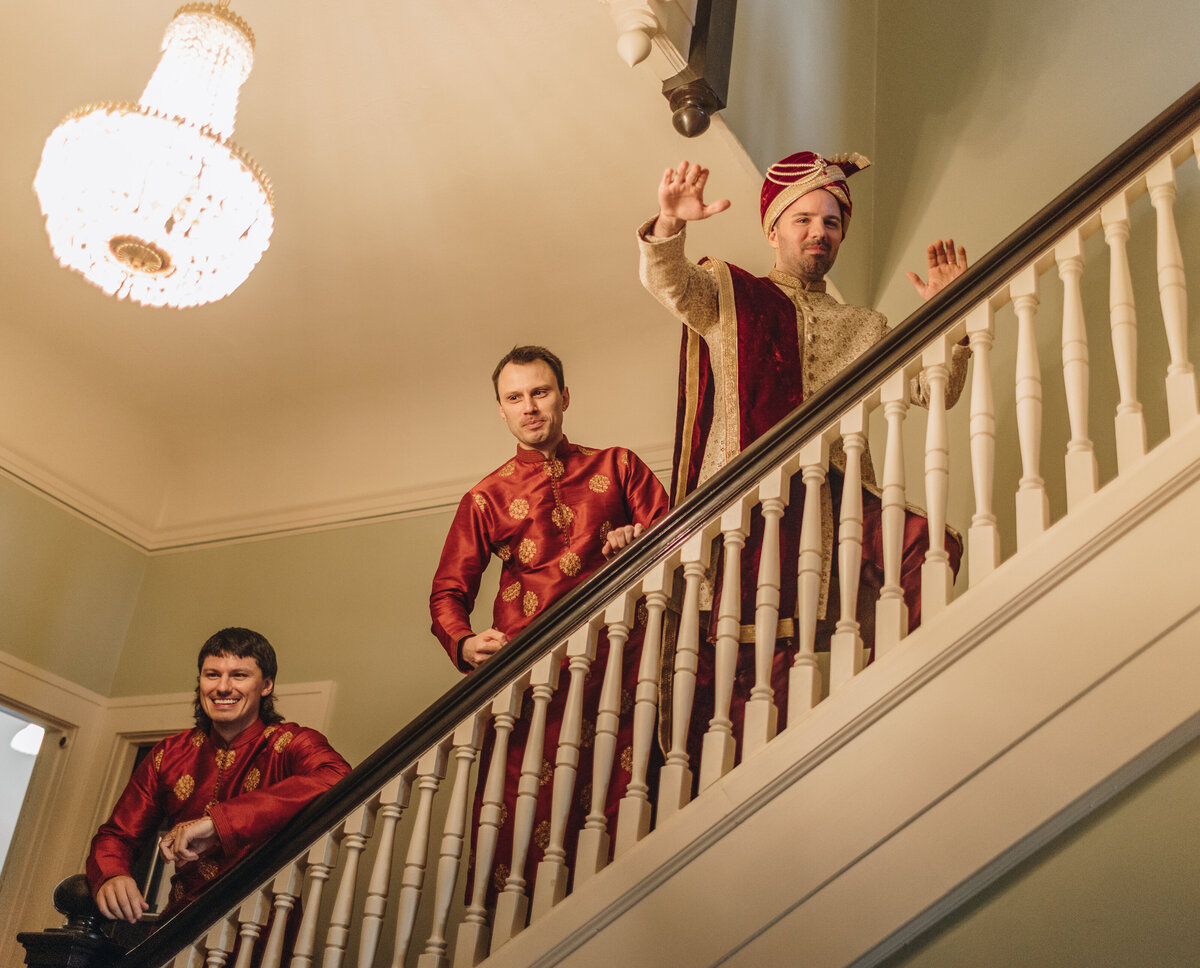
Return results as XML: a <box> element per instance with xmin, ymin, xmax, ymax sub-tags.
<box><xmin>495</xmin><ymin>543</ymin><xmax>512</xmax><ymax>562</ymax></box>
<box><xmin>618</xmin><ymin>451</ymin><xmax>630</xmax><ymax>468</ymax></box>
<box><xmin>498</xmin><ymin>802</ymin><xmax>510</xmax><ymax>829</ymax></box>
<box><xmin>264</xmin><ymin>724</ymin><xmax>277</xmax><ymax>739</ymax></box>
<box><xmin>636</xmin><ymin>600</ymin><xmax>649</xmax><ymax>627</ymax></box>
<box><xmin>559</xmin><ymin>552</ymin><xmax>582</xmax><ymax>577</ymax></box>
<box><xmin>492</xmin><ymin>864</ymin><xmax>511</xmax><ymax>893</ymax></box>
<box><xmin>153</xmin><ymin>748</ymin><xmax>164</xmax><ymax>770</ymax></box>
<box><xmin>190</xmin><ymin>730</ymin><xmax>206</xmax><ymax>748</ymax></box>
<box><xmin>522</xmin><ymin>590</ymin><xmax>539</xmax><ymax>617</ymax></box>
<box><xmin>174</xmin><ymin>774</ymin><xmax>195</xmax><ymax>802</ymax></box>
<box><xmin>578</xmin><ymin>446</ymin><xmax>596</xmax><ymax>456</ymax></box>
<box><xmin>538</xmin><ymin>759</ymin><xmax>554</xmax><ymax>787</ymax></box>
<box><xmin>620</xmin><ymin>746</ymin><xmax>634</xmax><ymax>775</ymax></box>
<box><xmin>242</xmin><ymin>768</ymin><xmax>262</xmax><ymax>792</ymax></box>
<box><xmin>542</xmin><ymin>458</ymin><xmax>565</xmax><ymax>479</ymax></box>
<box><xmin>498</xmin><ymin>460</ymin><xmax>516</xmax><ymax>477</ymax></box>
<box><xmin>518</xmin><ymin>538</ymin><xmax>537</xmax><ymax>564</ymax></box>
<box><xmin>508</xmin><ymin>498</ymin><xmax>530</xmax><ymax>519</ymax></box>
<box><xmin>502</xmin><ymin>581</ymin><xmax>521</xmax><ymax>603</ymax></box>
<box><xmin>199</xmin><ymin>860</ymin><xmax>220</xmax><ymax>881</ymax></box>
<box><xmin>273</xmin><ymin>730</ymin><xmax>294</xmax><ymax>754</ymax></box>
<box><xmin>534</xmin><ymin>820</ymin><xmax>551</xmax><ymax>851</ymax></box>
<box><xmin>588</xmin><ymin>474</ymin><xmax>611</xmax><ymax>493</ymax></box>
<box><xmin>214</xmin><ymin>748</ymin><xmax>236</xmax><ymax>770</ymax></box>
<box><xmin>551</xmin><ymin>504</ymin><xmax>574</xmax><ymax>530</ymax></box>
<box><xmin>472</xmin><ymin>493</ymin><xmax>487</xmax><ymax>512</ymax></box>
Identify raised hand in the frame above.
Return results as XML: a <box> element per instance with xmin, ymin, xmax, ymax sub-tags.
<box><xmin>906</xmin><ymin>238</ymin><xmax>968</xmax><ymax>300</ymax></box>
<box><xmin>652</xmin><ymin>161</ymin><xmax>732</xmax><ymax>237</ymax></box>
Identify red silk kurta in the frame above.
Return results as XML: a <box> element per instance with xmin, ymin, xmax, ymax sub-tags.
<box><xmin>430</xmin><ymin>438</ymin><xmax>669</xmax><ymax>904</ymax></box>
<box><xmin>86</xmin><ymin>719</ymin><xmax>350</xmax><ymax>917</ymax></box>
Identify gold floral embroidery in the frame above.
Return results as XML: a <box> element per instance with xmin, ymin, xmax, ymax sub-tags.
<box><xmin>578</xmin><ymin>446</ymin><xmax>596</xmax><ymax>456</ymax></box>
<box><xmin>636</xmin><ymin>601</ymin><xmax>649</xmax><ymax>627</ymax></box>
<box><xmin>492</xmin><ymin>864</ymin><xmax>511</xmax><ymax>893</ymax></box>
<box><xmin>618</xmin><ymin>451</ymin><xmax>630</xmax><ymax>468</ymax></box>
<box><xmin>534</xmin><ymin>820</ymin><xmax>551</xmax><ymax>851</ymax></box>
<box><xmin>538</xmin><ymin>759</ymin><xmax>554</xmax><ymax>787</ymax></box>
<box><xmin>559</xmin><ymin>552</ymin><xmax>582</xmax><ymax>577</ymax></box>
<box><xmin>619</xmin><ymin>746</ymin><xmax>634</xmax><ymax>775</ymax></box>
<box><xmin>542</xmin><ymin>458</ymin><xmax>565</xmax><ymax>479</ymax></box>
<box><xmin>518</xmin><ymin>538</ymin><xmax>537</xmax><ymax>564</ymax></box>
<box><xmin>551</xmin><ymin>504</ymin><xmax>574</xmax><ymax>530</ymax></box>
<box><xmin>599</xmin><ymin>521</ymin><xmax>612</xmax><ymax>541</ymax></box>
<box><xmin>190</xmin><ymin>730</ymin><xmax>206</xmax><ymax>748</ymax></box>
<box><xmin>200</xmin><ymin>860</ymin><xmax>220</xmax><ymax>881</ymax></box>
<box><xmin>498</xmin><ymin>802</ymin><xmax>510</xmax><ymax>829</ymax></box>
<box><xmin>496</xmin><ymin>543</ymin><xmax>512</xmax><ymax>562</ymax></box>
<box><xmin>620</xmin><ymin>688</ymin><xmax>634</xmax><ymax>715</ymax></box>
<box><xmin>171</xmin><ymin>882</ymin><xmax>185</xmax><ymax>903</ymax></box>
<box><xmin>588</xmin><ymin>474</ymin><xmax>611</xmax><ymax>493</ymax></box>
<box><xmin>502</xmin><ymin>581</ymin><xmax>521</xmax><ymax>602</ymax></box>
<box><xmin>498</xmin><ymin>460</ymin><xmax>516</xmax><ymax>477</ymax></box>
<box><xmin>274</xmin><ymin>731</ymin><xmax>294</xmax><ymax>753</ymax></box>
<box><xmin>508</xmin><ymin>498</ymin><xmax>530</xmax><ymax>519</ymax></box>
<box><xmin>242</xmin><ymin>768</ymin><xmax>262</xmax><ymax>792</ymax></box>
<box><xmin>263</xmin><ymin>725</ymin><xmax>277</xmax><ymax>740</ymax></box>
<box><xmin>174</xmin><ymin>774</ymin><xmax>195</xmax><ymax>801</ymax></box>
<box><xmin>153</xmin><ymin>748</ymin><xmax>164</xmax><ymax>770</ymax></box>
<box><xmin>578</xmin><ymin>781</ymin><xmax>593</xmax><ymax>813</ymax></box>
<box><xmin>214</xmin><ymin>748</ymin><xmax>236</xmax><ymax>770</ymax></box>
<box><xmin>522</xmin><ymin>590</ymin><xmax>539</xmax><ymax>617</ymax></box>
<box><xmin>473</xmin><ymin>493</ymin><xmax>487</xmax><ymax>512</ymax></box>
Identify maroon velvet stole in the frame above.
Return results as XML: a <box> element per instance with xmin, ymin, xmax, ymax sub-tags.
<box><xmin>670</xmin><ymin>260</ymin><xmax>804</xmax><ymax>502</ymax></box>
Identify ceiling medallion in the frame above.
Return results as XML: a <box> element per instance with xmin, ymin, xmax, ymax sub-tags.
<box><xmin>33</xmin><ymin>2</ymin><xmax>274</xmax><ymax>309</ymax></box>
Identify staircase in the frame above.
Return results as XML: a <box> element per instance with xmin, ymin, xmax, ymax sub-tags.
<box><xmin>24</xmin><ymin>82</ymin><xmax>1200</xmax><ymax>968</ymax></box>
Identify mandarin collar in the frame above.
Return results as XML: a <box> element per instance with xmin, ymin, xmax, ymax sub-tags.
<box><xmin>215</xmin><ymin>717</ymin><xmax>267</xmax><ymax>750</ymax></box>
<box><xmin>769</xmin><ymin>268</ymin><xmax>827</xmax><ymax>293</ymax></box>
<box><xmin>514</xmin><ymin>436</ymin><xmax>573</xmax><ymax>464</ymax></box>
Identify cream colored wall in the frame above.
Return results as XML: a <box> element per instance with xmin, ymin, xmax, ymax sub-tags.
<box><xmin>0</xmin><ymin>474</ymin><xmax>145</xmax><ymax>695</ymax></box>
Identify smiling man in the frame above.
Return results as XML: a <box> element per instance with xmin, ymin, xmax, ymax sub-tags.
<box><xmin>429</xmin><ymin>344</ymin><xmax>668</xmax><ymax>907</ymax></box>
<box><xmin>85</xmin><ymin>628</ymin><xmax>350</xmax><ymax>923</ymax></box>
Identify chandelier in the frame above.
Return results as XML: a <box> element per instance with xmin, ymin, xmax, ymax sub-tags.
<box><xmin>33</xmin><ymin>2</ymin><xmax>274</xmax><ymax>309</ymax></box>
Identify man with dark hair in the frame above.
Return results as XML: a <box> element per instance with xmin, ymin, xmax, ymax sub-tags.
<box><xmin>430</xmin><ymin>345</ymin><xmax>669</xmax><ymax>905</ymax></box>
<box><xmin>86</xmin><ymin>628</ymin><xmax>350</xmax><ymax>923</ymax></box>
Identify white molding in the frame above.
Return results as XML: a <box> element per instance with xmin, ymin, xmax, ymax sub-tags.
<box><xmin>0</xmin><ymin>442</ymin><xmax>675</xmax><ymax>553</ymax></box>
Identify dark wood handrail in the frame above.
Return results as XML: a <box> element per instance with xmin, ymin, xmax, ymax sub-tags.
<box><xmin>115</xmin><ymin>78</ymin><xmax>1200</xmax><ymax>968</ymax></box>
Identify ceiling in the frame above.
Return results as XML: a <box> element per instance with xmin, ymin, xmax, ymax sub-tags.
<box><xmin>0</xmin><ymin>0</ymin><xmax>768</xmax><ymax>550</ymax></box>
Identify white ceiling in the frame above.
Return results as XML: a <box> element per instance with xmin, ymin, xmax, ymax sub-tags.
<box><xmin>0</xmin><ymin>0</ymin><xmax>768</xmax><ymax>549</ymax></box>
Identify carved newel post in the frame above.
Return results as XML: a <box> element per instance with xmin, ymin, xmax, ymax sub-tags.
<box><xmin>16</xmin><ymin>875</ymin><xmax>125</xmax><ymax>968</ymax></box>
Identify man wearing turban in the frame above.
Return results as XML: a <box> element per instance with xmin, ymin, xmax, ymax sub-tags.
<box><xmin>637</xmin><ymin>153</ymin><xmax>969</xmax><ymax>763</ymax></box>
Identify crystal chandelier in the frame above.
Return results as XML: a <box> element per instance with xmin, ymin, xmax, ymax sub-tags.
<box><xmin>33</xmin><ymin>2</ymin><xmax>274</xmax><ymax>309</ymax></box>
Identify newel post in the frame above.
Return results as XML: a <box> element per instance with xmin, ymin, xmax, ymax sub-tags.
<box><xmin>16</xmin><ymin>875</ymin><xmax>128</xmax><ymax>968</ymax></box>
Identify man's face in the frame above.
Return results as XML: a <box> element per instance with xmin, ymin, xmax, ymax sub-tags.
<box><xmin>496</xmin><ymin>359</ymin><xmax>569</xmax><ymax>456</ymax></box>
<box><xmin>199</xmin><ymin>653</ymin><xmax>274</xmax><ymax>742</ymax></box>
<box><xmin>767</xmin><ymin>188</ymin><xmax>844</xmax><ymax>282</ymax></box>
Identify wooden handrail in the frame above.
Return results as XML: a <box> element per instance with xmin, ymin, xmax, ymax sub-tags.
<box><xmin>113</xmin><ymin>77</ymin><xmax>1200</xmax><ymax>968</ymax></box>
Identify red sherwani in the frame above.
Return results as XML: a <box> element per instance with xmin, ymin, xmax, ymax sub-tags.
<box><xmin>430</xmin><ymin>438</ymin><xmax>669</xmax><ymax>904</ymax></box>
<box><xmin>86</xmin><ymin>720</ymin><xmax>350</xmax><ymax>917</ymax></box>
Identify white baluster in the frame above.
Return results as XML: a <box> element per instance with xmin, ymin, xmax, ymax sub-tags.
<box><xmin>830</xmin><ymin>407</ymin><xmax>867</xmax><ymax>691</ymax></box>
<box><xmin>1012</xmin><ymin>266</ymin><xmax>1049</xmax><ymax>548</ymax></box>
<box><xmin>606</xmin><ymin>0</ymin><xmax>661</xmax><ymax>68</ymax></box>
<box><xmin>532</xmin><ymin>626</ymin><xmax>596</xmax><ymax>918</ymax></box>
<box><xmin>615</xmin><ymin>564</ymin><xmax>669</xmax><ymax>856</ymax></box>
<box><xmin>1101</xmin><ymin>194</ymin><xmax>1148</xmax><ymax>471</ymax></box>
<box><xmin>658</xmin><ymin>531</ymin><xmax>711</xmax><ymax>822</ymax></box>
<box><xmin>324</xmin><ymin>807</ymin><xmax>373</xmax><ymax>968</ymax></box>
<box><xmin>576</xmin><ymin>595</ymin><xmax>635</xmax><ymax>883</ymax></box>
<box><xmin>875</xmin><ymin>372</ymin><xmax>909</xmax><ymax>655</ymax></box>
<box><xmin>231</xmin><ymin>889</ymin><xmax>271</xmax><ymax>968</ymax></box>
<box><xmin>492</xmin><ymin>655</ymin><xmax>560</xmax><ymax>948</ymax></box>
<box><xmin>203</xmin><ymin>911</ymin><xmax>238</xmax><ymax>968</ymax></box>
<box><xmin>1056</xmin><ymin>230</ymin><xmax>1099</xmax><ymax>511</ymax></box>
<box><xmin>701</xmin><ymin>501</ymin><xmax>749</xmax><ymax>789</ymax></box>
<box><xmin>174</xmin><ymin>942</ymin><xmax>207</xmax><ymax>968</ymax></box>
<box><xmin>965</xmin><ymin>302</ymin><xmax>999</xmax><ymax>583</ymax></box>
<box><xmin>789</xmin><ymin>436</ymin><xmax>828</xmax><ymax>723</ymax></box>
<box><xmin>260</xmin><ymin>861</ymin><xmax>303</xmax><ymax>968</ymax></box>
<box><xmin>291</xmin><ymin>834</ymin><xmax>339</xmax><ymax>968</ymax></box>
<box><xmin>454</xmin><ymin>682</ymin><xmax>524</xmax><ymax>968</ymax></box>
<box><xmin>419</xmin><ymin>716</ymin><xmax>486</xmax><ymax>968</ymax></box>
<box><xmin>745</xmin><ymin>469</ymin><xmax>786</xmax><ymax>756</ymax></box>
<box><xmin>920</xmin><ymin>336</ymin><xmax>953</xmax><ymax>620</ymax></box>
<box><xmin>1147</xmin><ymin>156</ymin><xmax>1199</xmax><ymax>431</ymax></box>
<box><xmin>358</xmin><ymin>777</ymin><xmax>413</xmax><ymax>968</ymax></box>
<box><xmin>391</xmin><ymin>744</ymin><xmax>450</xmax><ymax>967</ymax></box>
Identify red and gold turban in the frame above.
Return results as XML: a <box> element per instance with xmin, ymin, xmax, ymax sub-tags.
<box><xmin>760</xmin><ymin>151</ymin><xmax>870</xmax><ymax>235</ymax></box>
